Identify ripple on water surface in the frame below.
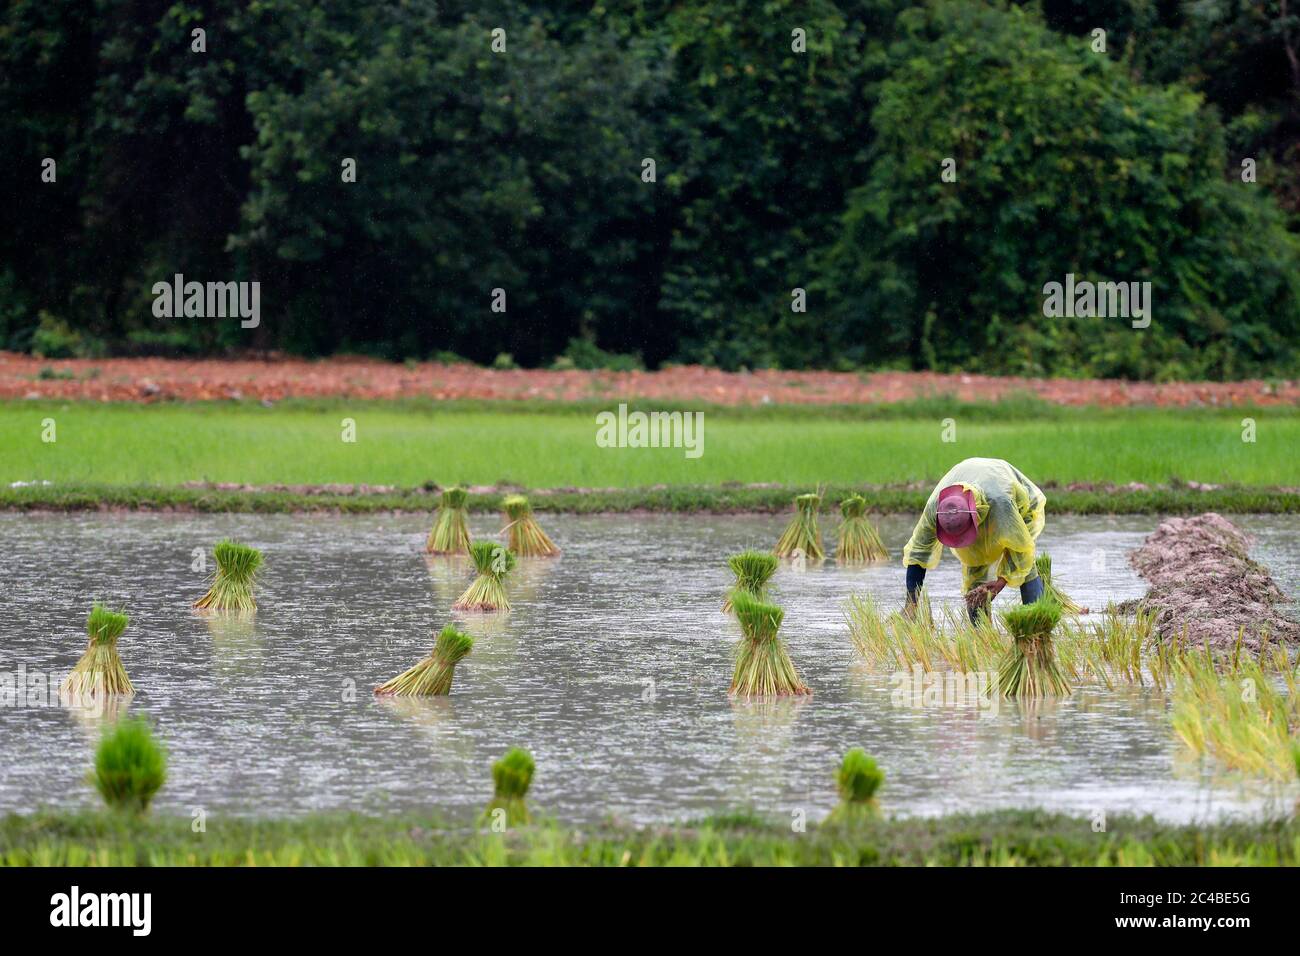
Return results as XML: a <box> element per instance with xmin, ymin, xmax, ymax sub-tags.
<box><xmin>0</xmin><ymin>512</ymin><xmax>1296</xmax><ymax>823</ymax></box>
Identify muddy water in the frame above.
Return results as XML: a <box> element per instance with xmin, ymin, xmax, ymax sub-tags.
<box><xmin>0</xmin><ymin>513</ymin><xmax>1296</xmax><ymax>824</ymax></box>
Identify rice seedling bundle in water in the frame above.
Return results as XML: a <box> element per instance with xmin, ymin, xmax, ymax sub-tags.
<box><xmin>728</xmin><ymin>591</ymin><xmax>810</xmax><ymax>697</ymax></box>
<box><xmin>997</xmin><ymin>599</ymin><xmax>1071</xmax><ymax>698</ymax></box>
<box><xmin>835</xmin><ymin>495</ymin><xmax>888</xmax><ymax>563</ymax></box>
<box><xmin>723</xmin><ymin>549</ymin><xmax>779</xmax><ymax>614</ymax></box>
<box><xmin>374</xmin><ymin>625</ymin><xmax>474</xmax><ymax>696</ymax></box>
<box><xmin>427</xmin><ymin>487</ymin><xmax>472</xmax><ymax>555</ymax></box>
<box><xmin>193</xmin><ymin>540</ymin><xmax>263</xmax><ymax>612</ymax></box>
<box><xmin>454</xmin><ymin>540</ymin><xmax>516</xmax><ymax>611</ymax></box>
<box><xmin>774</xmin><ymin>492</ymin><xmax>824</xmax><ymax>559</ymax></box>
<box><xmin>825</xmin><ymin>749</ymin><xmax>884</xmax><ymax>825</ymax></box>
<box><xmin>92</xmin><ymin>716</ymin><xmax>166</xmax><ymax>814</ymax></box>
<box><xmin>502</xmin><ymin>494</ymin><xmax>559</xmax><ymax>557</ymax></box>
<box><xmin>61</xmin><ymin>604</ymin><xmax>134</xmax><ymax>696</ymax></box>
<box><xmin>1034</xmin><ymin>552</ymin><xmax>1081</xmax><ymax>614</ymax></box>
<box><xmin>482</xmin><ymin>747</ymin><xmax>535</xmax><ymax>828</ymax></box>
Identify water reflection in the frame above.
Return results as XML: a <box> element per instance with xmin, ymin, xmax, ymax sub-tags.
<box><xmin>0</xmin><ymin>511</ymin><xmax>1295</xmax><ymax>824</ymax></box>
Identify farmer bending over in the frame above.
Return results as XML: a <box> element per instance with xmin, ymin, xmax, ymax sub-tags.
<box><xmin>903</xmin><ymin>457</ymin><xmax>1046</xmax><ymax>621</ymax></box>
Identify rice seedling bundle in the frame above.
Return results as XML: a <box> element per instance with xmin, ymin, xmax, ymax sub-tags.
<box><xmin>997</xmin><ymin>599</ymin><xmax>1071</xmax><ymax>698</ymax></box>
<box><xmin>774</xmin><ymin>492</ymin><xmax>824</xmax><ymax>560</ymax></box>
<box><xmin>728</xmin><ymin>591</ymin><xmax>810</xmax><ymax>697</ymax></box>
<box><xmin>61</xmin><ymin>604</ymin><xmax>134</xmax><ymax>697</ymax></box>
<box><xmin>193</xmin><ymin>540</ymin><xmax>263</xmax><ymax>612</ymax></box>
<box><xmin>427</xmin><ymin>487</ymin><xmax>472</xmax><ymax>555</ymax></box>
<box><xmin>723</xmin><ymin>549</ymin><xmax>778</xmax><ymax>614</ymax></box>
<box><xmin>1034</xmin><ymin>552</ymin><xmax>1081</xmax><ymax>614</ymax></box>
<box><xmin>91</xmin><ymin>716</ymin><xmax>166</xmax><ymax>814</ymax></box>
<box><xmin>825</xmin><ymin>749</ymin><xmax>884</xmax><ymax>825</ymax></box>
<box><xmin>502</xmin><ymin>494</ymin><xmax>559</xmax><ymax>557</ymax></box>
<box><xmin>454</xmin><ymin>540</ymin><xmax>516</xmax><ymax>611</ymax></box>
<box><xmin>374</xmin><ymin>625</ymin><xmax>474</xmax><ymax>696</ymax></box>
<box><xmin>482</xmin><ymin>747</ymin><xmax>535</xmax><ymax>828</ymax></box>
<box><xmin>835</xmin><ymin>495</ymin><xmax>888</xmax><ymax>563</ymax></box>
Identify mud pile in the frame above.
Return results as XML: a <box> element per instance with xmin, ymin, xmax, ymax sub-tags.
<box><xmin>1129</xmin><ymin>513</ymin><xmax>1298</xmax><ymax>650</ymax></box>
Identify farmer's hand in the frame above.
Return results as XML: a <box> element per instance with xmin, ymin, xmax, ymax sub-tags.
<box><xmin>964</xmin><ymin>578</ymin><xmax>1007</xmax><ymax>611</ymax></box>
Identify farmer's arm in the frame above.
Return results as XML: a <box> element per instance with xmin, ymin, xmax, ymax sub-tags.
<box><xmin>994</xmin><ymin>493</ymin><xmax>1041</xmax><ymax>589</ymax></box>
<box><xmin>902</xmin><ymin>508</ymin><xmax>942</xmax><ymax>604</ymax></box>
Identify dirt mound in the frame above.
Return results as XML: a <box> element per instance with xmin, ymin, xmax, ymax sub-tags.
<box><xmin>1129</xmin><ymin>513</ymin><xmax>1299</xmax><ymax>650</ymax></box>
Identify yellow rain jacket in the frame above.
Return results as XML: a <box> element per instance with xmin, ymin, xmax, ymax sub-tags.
<box><xmin>903</xmin><ymin>458</ymin><xmax>1046</xmax><ymax>592</ymax></box>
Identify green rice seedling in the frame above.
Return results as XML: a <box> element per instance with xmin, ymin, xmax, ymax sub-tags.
<box><xmin>846</xmin><ymin>593</ymin><xmax>1007</xmax><ymax>676</ymax></box>
<box><xmin>845</xmin><ymin>594</ymin><xmax>899</xmax><ymax>668</ymax></box>
<box><xmin>729</xmin><ymin>591</ymin><xmax>810</xmax><ymax>697</ymax></box>
<box><xmin>1034</xmin><ymin>553</ymin><xmax>1081</xmax><ymax>614</ymax></box>
<box><xmin>454</xmin><ymin>540</ymin><xmax>516</xmax><ymax>611</ymax></box>
<box><xmin>1068</xmin><ymin>607</ymin><xmax>1157</xmax><ymax>687</ymax></box>
<box><xmin>723</xmin><ymin>550</ymin><xmax>779</xmax><ymax>614</ymax></box>
<box><xmin>944</xmin><ymin>604</ymin><xmax>1015</xmax><ymax>675</ymax></box>
<box><xmin>1171</xmin><ymin>647</ymin><xmax>1299</xmax><ymax>778</ymax></box>
<box><xmin>774</xmin><ymin>492</ymin><xmax>824</xmax><ymax>560</ymax></box>
<box><xmin>824</xmin><ymin>749</ymin><xmax>884</xmax><ymax>825</ymax></box>
<box><xmin>193</xmin><ymin>540</ymin><xmax>263</xmax><ymax>612</ymax></box>
<box><xmin>426</xmin><ymin>487</ymin><xmax>472</xmax><ymax>555</ymax></box>
<box><xmin>996</xmin><ymin>599</ymin><xmax>1071</xmax><ymax>698</ymax></box>
<box><xmin>835</xmin><ymin>495</ymin><xmax>888</xmax><ymax>563</ymax></box>
<box><xmin>482</xmin><ymin>747</ymin><xmax>535</xmax><ymax>828</ymax></box>
<box><xmin>374</xmin><ymin>625</ymin><xmax>474</xmax><ymax>696</ymax></box>
<box><xmin>61</xmin><ymin>604</ymin><xmax>134</xmax><ymax>697</ymax></box>
<box><xmin>91</xmin><ymin>717</ymin><xmax>166</xmax><ymax>814</ymax></box>
<box><xmin>502</xmin><ymin>494</ymin><xmax>559</xmax><ymax>557</ymax></box>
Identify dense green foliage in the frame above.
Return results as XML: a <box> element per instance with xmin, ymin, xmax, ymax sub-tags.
<box><xmin>3</xmin><ymin>1</ymin><xmax>1298</xmax><ymax>378</ymax></box>
<box><xmin>3</xmin><ymin>809</ymin><xmax>1299</xmax><ymax>865</ymax></box>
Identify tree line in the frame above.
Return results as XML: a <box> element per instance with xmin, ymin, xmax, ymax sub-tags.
<box><xmin>3</xmin><ymin>0</ymin><xmax>1299</xmax><ymax>380</ymax></box>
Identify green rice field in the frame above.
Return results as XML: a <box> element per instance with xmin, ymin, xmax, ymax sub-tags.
<box><xmin>1</xmin><ymin>399</ymin><xmax>1296</xmax><ymax>490</ymax></box>
<box><xmin>4</xmin><ymin>810</ymin><xmax>1298</xmax><ymax>867</ymax></box>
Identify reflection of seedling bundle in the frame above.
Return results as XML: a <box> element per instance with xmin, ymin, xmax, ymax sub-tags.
<box><xmin>723</xmin><ymin>550</ymin><xmax>778</xmax><ymax>614</ymax></box>
<box><xmin>825</xmin><ymin>749</ymin><xmax>884</xmax><ymax>825</ymax></box>
<box><xmin>502</xmin><ymin>494</ymin><xmax>559</xmax><ymax>557</ymax></box>
<box><xmin>194</xmin><ymin>540</ymin><xmax>263</xmax><ymax>612</ymax></box>
<box><xmin>482</xmin><ymin>747</ymin><xmax>535</xmax><ymax>828</ymax></box>
<box><xmin>374</xmin><ymin>625</ymin><xmax>474</xmax><ymax>697</ymax></box>
<box><xmin>774</xmin><ymin>492</ymin><xmax>824</xmax><ymax>559</ymax></box>
<box><xmin>997</xmin><ymin>599</ymin><xmax>1070</xmax><ymax>698</ymax></box>
<box><xmin>427</xmin><ymin>487</ymin><xmax>472</xmax><ymax>555</ymax></box>
<box><xmin>454</xmin><ymin>541</ymin><xmax>516</xmax><ymax>611</ymax></box>
<box><xmin>729</xmin><ymin>591</ymin><xmax>809</xmax><ymax>697</ymax></box>
<box><xmin>61</xmin><ymin>604</ymin><xmax>134</xmax><ymax>696</ymax></box>
<box><xmin>835</xmin><ymin>495</ymin><xmax>888</xmax><ymax>563</ymax></box>
<box><xmin>1034</xmin><ymin>553</ymin><xmax>1080</xmax><ymax>614</ymax></box>
<box><xmin>92</xmin><ymin>716</ymin><xmax>167</xmax><ymax>814</ymax></box>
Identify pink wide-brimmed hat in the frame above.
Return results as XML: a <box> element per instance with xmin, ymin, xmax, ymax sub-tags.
<box><xmin>935</xmin><ymin>484</ymin><xmax>979</xmax><ymax>548</ymax></box>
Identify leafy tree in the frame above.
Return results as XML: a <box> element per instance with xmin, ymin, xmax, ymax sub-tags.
<box><xmin>233</xmin><ymin>1</ymin><xmax>667</xmax><ymax>362</ymax></box>
<box><xmin>819</xmin><ymin>1</ymin><xmax>1300</xmax><ymax>379</ymax></box>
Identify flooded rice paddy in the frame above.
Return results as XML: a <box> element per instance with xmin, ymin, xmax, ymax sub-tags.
<box><xmin>1</xmin><ymin>512</ymin><xmax>1297</xmax><ymax>824</ymax></box>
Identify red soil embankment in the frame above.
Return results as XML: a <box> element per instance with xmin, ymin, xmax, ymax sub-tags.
<box><xmin>0</xmin><ymin>352</ymin><xmax>1295</xmax><ymax>406</ymax></box>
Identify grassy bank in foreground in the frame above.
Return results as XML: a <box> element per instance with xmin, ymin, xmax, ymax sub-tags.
<box><xmin>3</xmin><ymin>809</ymin><xmax>1297</xmax><ymax>866</ymax></box>
<box><xmin>2</xmin><ymin>399</ymin><xmax>1298</xmax><ymax>489</ymax></box>
<box><xmin>2</xmin><ymin>481</ymin><xmax>1297</xmax><ymax>514</ymax></box>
